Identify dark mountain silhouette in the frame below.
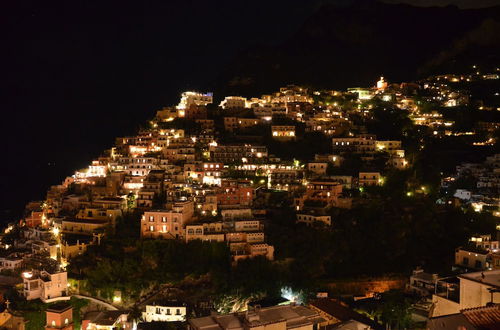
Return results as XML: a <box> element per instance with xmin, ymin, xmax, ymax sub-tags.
<box><xmin>216</xmin><ymin>1</ymin><xmax>500</xmax><ymax>96</ymax></box>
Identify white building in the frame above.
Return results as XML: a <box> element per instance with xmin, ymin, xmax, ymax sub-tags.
<box><xmin>454</xmin><ymin>189</ymin><xmax>472</xmax><ymax>200</ymax></box>
<box><xmin>296</xmin><ymin>213</ymin><xmax>331</xmax><ymax>226</ymax></box>
<box><xmin>23</xmin><ymin>270</ymin><xmax>68</xmax><ymax>302</ymax></box>
<box><xmin>431</xmin><ymin>269</ymin><xmax>500</xmax><ymax>317</ymax></box>
<box><xmin>177</xmin><ymin>91</ymin><xmax>213</xmax><ymax>110</ymax></box>
<box><xmin>142</xmin><ymin>302</ymin><xmax>187</xmax><ymax>322</ymax></box>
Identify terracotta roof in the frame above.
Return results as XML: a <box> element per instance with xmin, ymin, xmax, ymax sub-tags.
<box><xmin>462</xmin><ymin>305</ymin><xmax>500</xmax><ymax>329</ymax></box>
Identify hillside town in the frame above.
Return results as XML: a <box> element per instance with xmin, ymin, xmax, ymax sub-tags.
<box><xmin>1</xmin><ymin>68</ymin><xmax>499</xmax><ymax>329</ymax></box>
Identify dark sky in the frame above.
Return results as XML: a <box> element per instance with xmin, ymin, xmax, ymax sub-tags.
<box><xmin>1</xmin><ymin>0</ymin><xmax>500</xmax><ymax>222</ymax></box>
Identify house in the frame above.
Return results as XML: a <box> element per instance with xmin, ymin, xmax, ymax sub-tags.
<box><xmin>0</xmin><ymin>256</ymin><xmax>23</xmax><ymax>271</ymax></box>
<box><xmin>142</xmin><ymin>301</ymin><xmax>187</xmax><ymax>322</ymax></box>
<box><xmin>408</xmin><ymin>269</ymin><xmax>438</xmax><ymax>297</ymax></box>
<box><xmin>45</xmin><ymin>302</ymin><xmax>73</xmax><ymax>330</ymax></box>
<box><xmin>188</xmin><ymin>304</ymin><xmax>323</xmax><ymax>330</ymax></box>
<box><xmin>454</xmin><ymin>246</ymin><xmax>489</xmax><ymax>270</ymax></box>
<box><xmin>431</xmin><ymin>270</ymin><xmax>500</xmax><ymax>317</ymax></box>
<box><xmin>22</xmin><ymin>270</ymin><xmax>68</xmax><ymax>302</ymax></box>
<box><xmin>60</xmin><ymin>236</ymin><xmax>92</xmax><ymax>262</ymax></box>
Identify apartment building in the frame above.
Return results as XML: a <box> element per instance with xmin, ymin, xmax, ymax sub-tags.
<box><xmin>209</xmin><ymin>144</ymin><xmax>268</xmax><ymax>163</ymax></box>
<box><xmin>358</xmin><ymin>172</ymin><xmax>382</xmax><ymax>187</ymax></box>
<box><xmin>219</xmin><ymin>96</ymin><xmax>247</xmax><ymax>109</ymax></box>
<box><xmin>140</xmin><ymin>201</ymin><xmax>194</xmax><ymax>239</ymax></box>
<box><xmin>216</xmin><ymin>180</ymin><xmax>254</xmax><ymax>207</ymax></box>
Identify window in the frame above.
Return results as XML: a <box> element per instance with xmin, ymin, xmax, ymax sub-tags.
<box><xmin>156</xmin><ymin>307</ymin><xmax>161</xmax><ymax>314</ymax></box>
<box><xmin>149</xmin><ymin>216</ymin><xmax>154</xmax><ymax>222</ymax></box>
<box><xmin>162</xmin><ymin>216</ymin><xmax>166</xmax><ymax>222</ymax></box>
<box><xmin>52</xmin><ymin>321</ymin><xmax>56</xmax><ymax>327</ymax></box>
<box><xmin>166</xmin><ymin>309</ymin><xmax>171</xmax><ymax>315</ymax></box>
<box><xmin>475</xmin><ymin>260</ymin><xmax>482</xmax><ymax>269</ymax></box>
<box><xmin>65</xmin><ymin>318</ymin><xmax>69</xmax><ymax>325</ymax></box>
<box><xmin>149</xmin><ymin>225</ymin><xmax>154</xmax><ymax>232</ymax></box>
<box><xmin>176</xmin><ymin>308</ymin><xmax>181</xmax><ymax>315</ymax></box>
<box><xmin>462</xmin><ymin>257</ymin><xmax>469</xmax><ymax>265</ymax></box>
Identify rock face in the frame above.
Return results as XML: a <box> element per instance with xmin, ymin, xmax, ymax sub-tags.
<box><xmin>216</xmin><ymin>1</ymin><xmax>500</xmax><ymax>96</ymax></box>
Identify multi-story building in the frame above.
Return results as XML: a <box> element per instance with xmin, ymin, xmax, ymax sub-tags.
<box><xmin>358</xmin><ymin>172</ymin><xmax>382</xmax><ymax>187</ymax></box>
<box><xmin>185</xmin><ymin>218</ymin><xmax>272</xmax><ymax>261</ymax></box>
<box><xmin>219</xmin><ymin>96</ymin><xmax>247</xmax><ymax>109</ymax></box>
<box><xmin>296</xmin><ymin>213</ymin><xmax>331</xmax><ymax>226</ymax></box>
<box><xmin>408</xmin><ymin>269</ymin><xmax>438</xmax><ymax>297</ymax></box>
<box><xmin>431</xmin><ymin>270</ymin><xmax>500</xmax><ymax>317</ymax></box>
<box><xmin>269</xmin><ymin>167</ymin><xmax>304</xmax><ymax>190</ymax></box>
<box><xmin>23</xmin><ymin>270</ymin><xmax>68</xmax><ymax>302</ymax></box>
<box><xmin>271</xmin><ymin>125</ymin><xmax>296</xmax><ymax>140</ymax></box>
<box><xmin>0</xmin><ymin>256</ymin><xmax>23</xmax><ymax>271</ymax></box>
<box><xmin>61</xmin><ymin>218</ymin><xmax>108</xmax><ymax>236</ymax></box>
<box><xmin>375</xmin><ymin>140</ymin><xmax>402</xmax><ymax>154</ymax></box>
<box><xmin>252</xmin><ymin>104</ymin><xmax>287</xmax><ymax>118</ymax></box>
<box><xmin>210</xmin><ymin>144</ymin><xmax>268</xmax><ymax>163</ymax></box>
<box><xmin>216</xmin><ymin>180</ymin><xmax>253</xmax><ymax>207</ymax></box>
<box><xmin>454</xmin><ymin>246</ymin><xmax>490</xmax><ymax>271</ymax></box>
<box><xmin>140</xmin><ymin>201</ymin><xmax>194</xmax><ymax>239</ymax></box>
<box><xmin>142</xmin><ymin>301</ymin><xmax>187</xmax><ymax>322</ymax></box>
<box><xmin>296</xmin><ymin>180</ymin><xmax>343</xmax><ymax>210</ymax></box>
<box><xmin>306</xmin><ymin>117</ymin><xmax>351</xmax><ymax>136</ymax></box>
<box><xmin>224</xmin><ymin>117</ymin><xmax>260</xmax><ymax>132</ymax></box>
<box><xmin>184</xmin><ymin>104</ymin><xmax>207</xmax><ymax>120</ymax></box>
<box><xmin>332</xmin><ymin>136</ymin><xmax>376</xmax><ymax>154</ymax></box>
<box><xmin>307</xmin><ymin>162</ymin><xmax>327</xmax><ymax>176</ymax></box>
<box><xmin>177</xmin><ymin>92</ymin><xmax>213</xmax><ymax>111</ymax></box>
<box><xmin>163</xmin><ymin>146</ymin><xmax>195</xmax><ymax>163</ymax></box>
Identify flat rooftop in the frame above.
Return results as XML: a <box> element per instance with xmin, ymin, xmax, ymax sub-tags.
<box><xmin>459</xmin><ymin>269</ymin><xmax>500</xmax><ymax>289</ymax></box>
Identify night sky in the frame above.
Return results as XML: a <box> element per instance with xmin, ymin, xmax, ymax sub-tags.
<box><xmin>2</xmin><ymin>0</ymin><xmax>500</xmax><ymax>222</ymax></box>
